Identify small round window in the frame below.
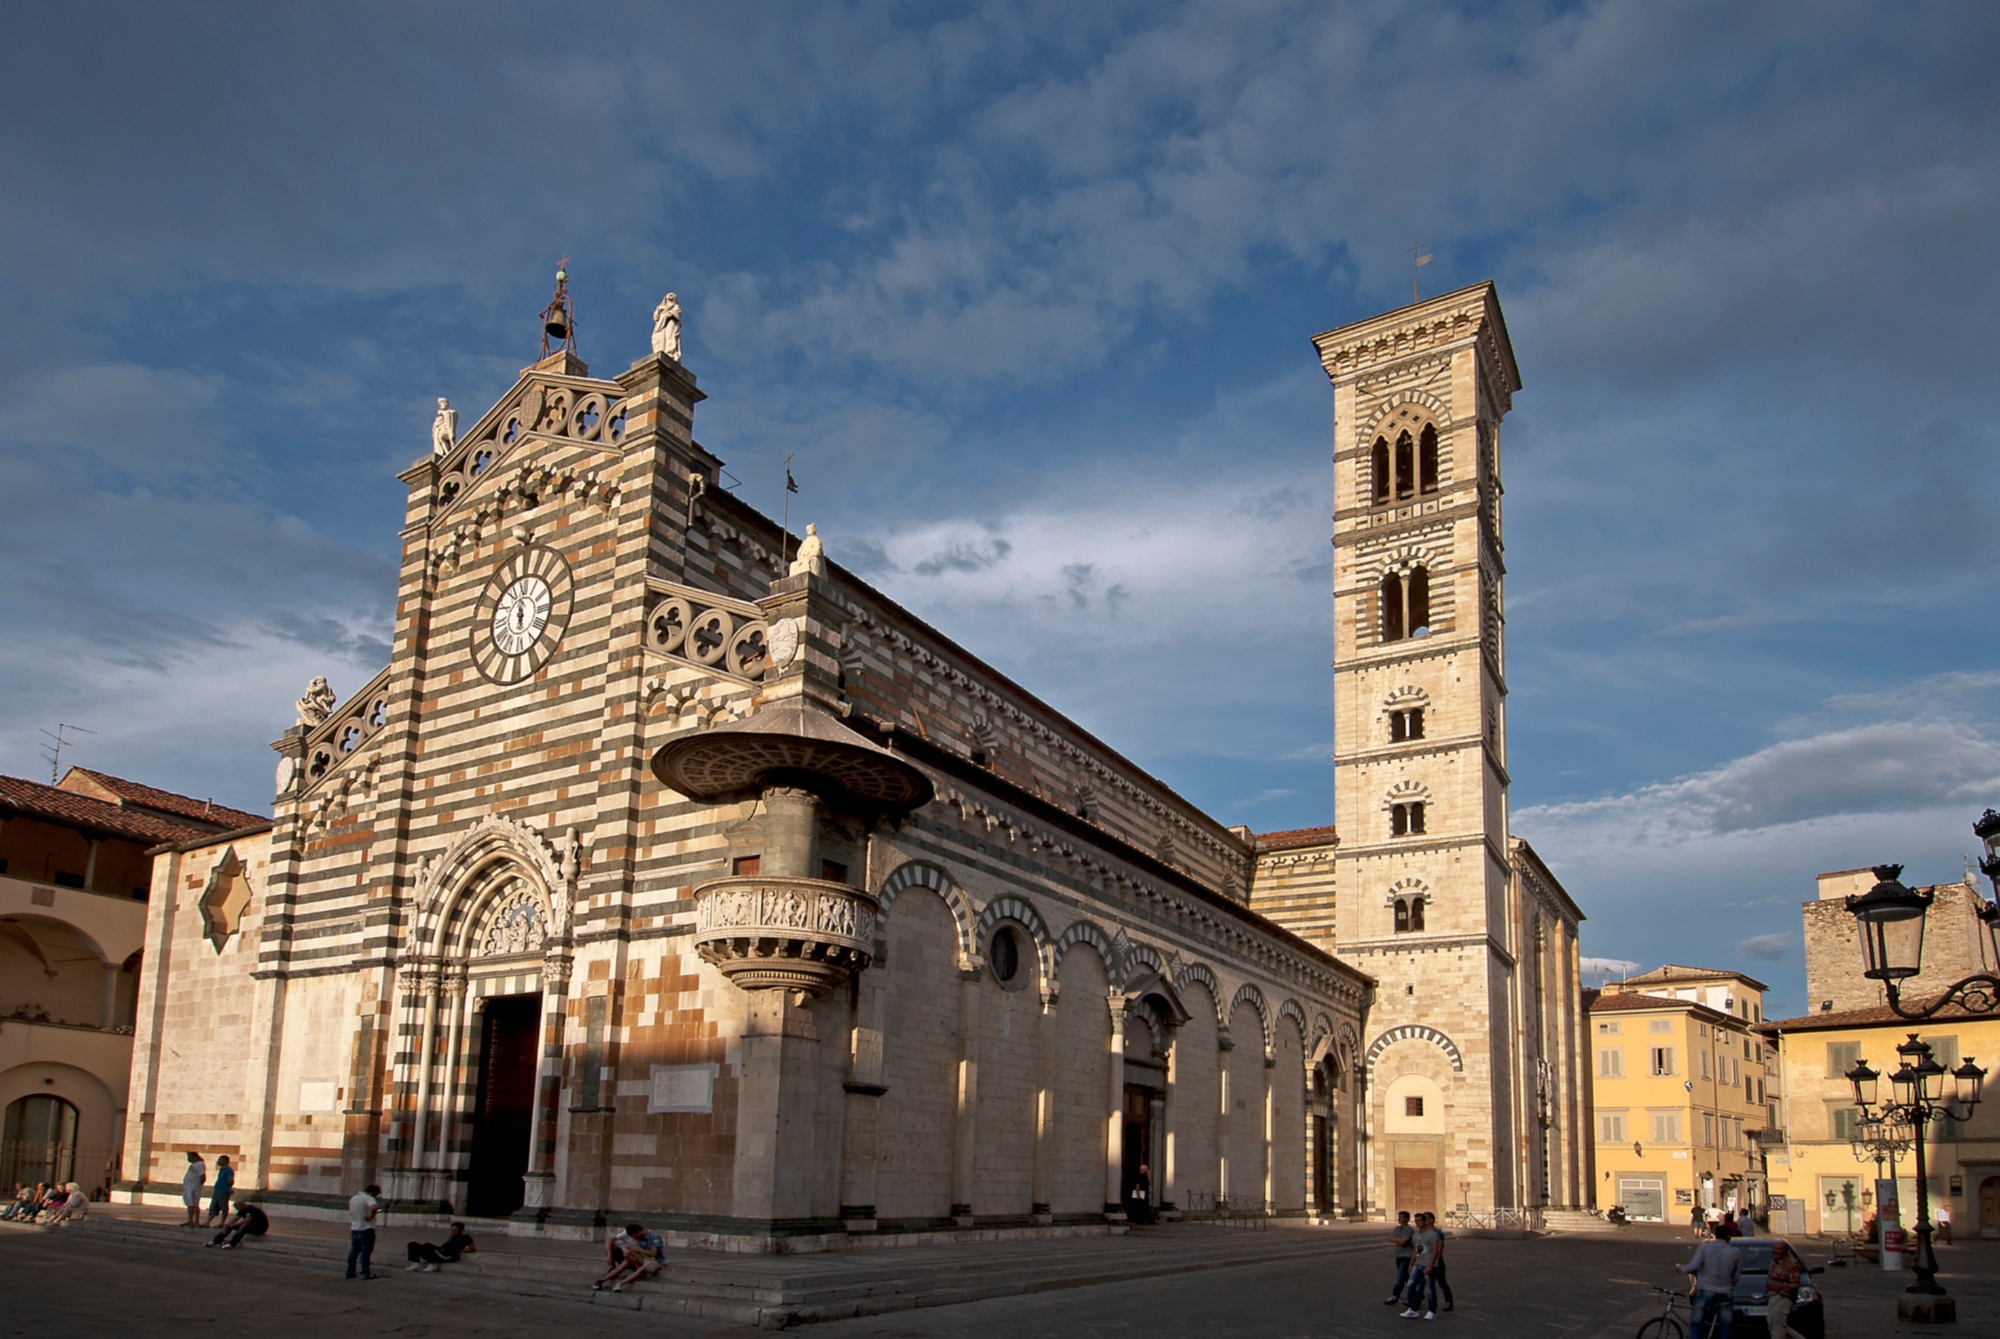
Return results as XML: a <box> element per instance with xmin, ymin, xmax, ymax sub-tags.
<box><xmin>989</xmin><ymin>924</ymin><xmax>1024</xmax><ymax>988</ymax></box>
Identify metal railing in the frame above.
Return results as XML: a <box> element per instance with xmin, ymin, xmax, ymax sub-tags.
<box><xmin>0</xmin><ymin>1142</ymin><xmax>122</xmax><ymax>1197</ymax></box>
<box><xmin>1443</xmin><ymin>1205</ymin><xmax>1539</xmax><ymax>1231</ymax></box>
<box><xmin>1178</xmin><ymin>1191</ymin><xmax>1273</xmax><ymax>1227</ymax></box>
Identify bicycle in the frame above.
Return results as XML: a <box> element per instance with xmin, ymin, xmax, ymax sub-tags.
<box><xmin>1636</xmin><ymin>1285</ymin><xmax>1726</xmax><ymax>1339</ymax></box>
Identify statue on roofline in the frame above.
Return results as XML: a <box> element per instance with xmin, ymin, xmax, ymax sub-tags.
<box><xmin>295</xmin><ymin>676</ymin><xmax>337</xmax><ymax>727</ymax></box>
<box><xmin>431</xmin><ymin>398</ymin><xmax>457</xmax><ymax>456</ymax></box>
<box><xmin>789</xmin><ymin>523</ymin><xmax>825</xmax><ymax>577</ymax></box>
<box><xmin>652</xmin><ymin>292</ymin><xmax>682</xmax><ymax>362</ymax></box>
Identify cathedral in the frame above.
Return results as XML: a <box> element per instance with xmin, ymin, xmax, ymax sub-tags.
<box><xmin>120</xmin><ymin>278</ymin><xmax>1586</xmax><ymax>1245</ymax></box>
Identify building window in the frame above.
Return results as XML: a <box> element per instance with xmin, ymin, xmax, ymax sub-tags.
<box><xmin>1597</xmin><ymin>1048</ymin><xmax>1624</xmax><ymax>1078</ymax></box>
<box><xmin>1393</xmin><ymin>896</ymin><xmax>1426</xmax><ymax>933</ymax></box>
<box><xmin>731</xmin><ymin>855</ymin><xmax>761</xmax><ymax>876</ymax></box>
<box><xmin>1649</xmin><ymin>1047</ymin><xmax>1676</xmax><ymax>1077</ymax></box>
<box><xmin>1371</xmin><ymin>437</ymin><xmax>1391</xmax><ymax>503</ymax></box>
<box><xmin>1826</xmin><ymin>1042</ymin><xmax>1859</xmax><ymax>1079</ymax></box>
<box><xmin>1596</xmin><ymin>1021</ymin><xmax>1621</xmax><ymax>1036</ymax></box>
<box><xmin>1829</xmin><ymin>1106</ymin><xmax>1862</xmax><ymax>1141</ymax></box>
<box><xmin>1599</xmin><ymin>1111</ymin><xmax>1626</xmax><ymax>1143</ymax></box>
<box><xmin>1418</xmin><ymin>424</ymin><xmax>1440</xmax><ymax>494</ymax></box>
<box><xmin>1649</xmin><ymin>1111</ymin><xmax>1681</xmax><ymax>1143</ymax></box>
<box><xmin>1648</xmin><ymin>1018</ymin><xmax>1673</xmax><ymax>1034</ymax></box>
<box><xmin>1405</xmin><ymin>1096</ymin><xmax>1425</xmax><ymax>1118</ymax></box>
<box><xmin>1388</xmin><ymin>707</ymin><xmax>1426</xmax><ymax>742</ymax></box>
<box><xmin>1379</xmin><ymin>566</ymin><xmax>1431</xmax><ymax>642</ymax></box>
<box><xmin>1389</xmin><ymin>801</ymin><xmax>1427</xmax><ymax>837</ymax></box>
<box><xmin>1702</xmin><ymin>1113</ymin><xmax>1714</xmax><ymax>1147</ymax></box>
<box><xmin>1395</xmin><ymin>431</ymin><xmax>1416</xmax><ymax>498</ymax></box>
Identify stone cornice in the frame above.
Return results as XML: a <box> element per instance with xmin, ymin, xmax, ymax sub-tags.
<box><xmin>1311</xmin><ymin>281</ymin><xmax>1520</xmax><ymax>413</ymax></box>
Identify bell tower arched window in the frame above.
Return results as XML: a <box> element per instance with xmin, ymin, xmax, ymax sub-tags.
<box><xmin>1393</xmin><ymin>896</ymin><xmax>1425</xmax><ymax>933</ymax></box>
<box><xmin>1380</xmin><ymin>566</ymin><xmax>1431</xmax><ymax>643</ymax></box>
<box><xmin>1372</xmin><ymin>438</ymin><xmax>1391</xmax><ymax>503</ymax></box>
<box><xmin>1419</xmin><ymin>424</ymin><xmax>1439</xmax><ymax>493</ymax></box>
<box><xmin>1395</xmin><ymin>432</ymin><xmax>1415</xmax><ymax>499</ymax></box>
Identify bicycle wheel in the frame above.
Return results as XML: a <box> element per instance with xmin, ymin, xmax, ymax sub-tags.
<box><xmin>1636</xmin><ymin>1317</ymin><xmax>1683</xmax><ymax>1339</ymax></box>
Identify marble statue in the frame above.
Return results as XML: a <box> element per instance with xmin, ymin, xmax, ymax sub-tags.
<box><xmin>431</xmin><ymin>398</ymin><xmax>458</xmax><ymax>456</ymax></box>
<box><xmin>295</xmin><ymin>676</ymin><xmax>337</xmax><ymax>727</ymax></box>
<box><xmin>652</xmin><ymin>293</ymin><xmax>682</xmax><ymax>361</ymax></box>
<box><xmin>789</xmin><ymin>523</ymin><xmax>826</xmax><ymax>577</ymax></box>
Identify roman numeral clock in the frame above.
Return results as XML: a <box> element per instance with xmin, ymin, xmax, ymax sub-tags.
<box><xmin>471</xmin><ymin>546</ymin><xmax>575</xmax><ymax>684</ymax></box>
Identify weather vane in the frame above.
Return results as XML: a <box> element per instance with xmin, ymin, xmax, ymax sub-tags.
<box><xmin>1411</xmin><ymin>240</ymin><xmax>1432</xmax><ymax>304</ymax></box>
<box><xmin>539</xmin><ymin>256</ymin><xmax>576</xmax><ymax>357</ymax></box>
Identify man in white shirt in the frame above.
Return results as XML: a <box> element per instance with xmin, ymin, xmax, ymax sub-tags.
<box><xmin>345</xmin><ymin>1183</ymin><xmax>382</xmax><ymax>1280</ymax></box>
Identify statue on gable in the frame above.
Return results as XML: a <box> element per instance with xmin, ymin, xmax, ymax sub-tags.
<box><xmin>652</xmin><ymin>292</ymin><xmax>682</xmax><ymax>362</ymax></box>
<box><xmin>431</xmin><ymin>398</ymin><xmax>458</xmax><ymax>456</ymax></box>
<box><xmin>295</xmin><ymin>676</ymin><xmax>337</xmax><ymax>727</ymax></box>
<box><xmin>789</xmin><ymin>523</ymin><xmax>826</xmax><ymax>577</ymax></box>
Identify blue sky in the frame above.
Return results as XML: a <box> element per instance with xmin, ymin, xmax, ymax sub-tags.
<box><xmin>3</xmin><ymin>2</ymin><xmax>1998</xmax><ymax>1015</ymax></box>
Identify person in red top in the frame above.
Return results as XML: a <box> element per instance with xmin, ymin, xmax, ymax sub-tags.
<box><xmin>1763</xmin><ymin>1240</ymin><xmax>1807</xmax><ymax>1339</ymax></box>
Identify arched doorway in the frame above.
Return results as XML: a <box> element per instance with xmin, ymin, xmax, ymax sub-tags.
<box><xmin>464</xmin><ymin>993</ymin><xmax>541</xmax><ymax>1218</ymax></box>
<box><xmin>2</xmin><ymin>1094</ymin><xmax>79</xmax><ymax>1188</ymax></box>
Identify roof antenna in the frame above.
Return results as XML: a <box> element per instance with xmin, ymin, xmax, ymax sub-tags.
<box><xmin>39</xmin><ymin>723</ymin><xmax>96</xmax><ymax>784</ymax></box>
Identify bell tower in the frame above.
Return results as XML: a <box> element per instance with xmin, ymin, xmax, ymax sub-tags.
<box><xmin>1314</xmin><ymin>282</ymin><xmax>1523</xmax><ymax>1215</ymax></box>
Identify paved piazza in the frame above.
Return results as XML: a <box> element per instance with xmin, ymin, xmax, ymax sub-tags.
<box><xmin>5</xmin><ymin>1225</ymin><xmax>1996</xmax><ymax>1338</ymax></box>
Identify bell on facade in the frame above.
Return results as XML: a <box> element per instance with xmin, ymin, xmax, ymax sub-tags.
<box><xmin>543</xmin><ymin>310</ymin><xmax>569</xmax><ymax>342</ymax></box>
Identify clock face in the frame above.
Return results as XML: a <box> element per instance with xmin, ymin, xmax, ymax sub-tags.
<box><xmin>471</xmin><ymin>547</ymin><xmax>573</xmax><ymax>684</ymax></box>
<box><xmin>492</xmin><ymin>576</ymin><xmax>552</xmax><ymax>654</ymax></box>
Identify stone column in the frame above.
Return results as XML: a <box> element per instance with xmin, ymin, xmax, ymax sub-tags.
<box><xmin>435</xmin><ymin>973</ymin><xmax>469</xmax><ymax>1174</ymax></box>
<box><xmin>762</xmin><ymin>786</ymin><xmax>821</xmax><ymax>879</ymax></box>
<box><xmin>517</xmin><ymin>951</ymin><xmax>572</xmax><ymax>1222</ymax></box>
<box><xmin>838</xmin><ymin>991</ymin><xmax>886</xmax><ymax>1230</ymax></box>
<box><xmin>952</xmin><ymin>965</ymin><xmax>982</xmax><ymax>1224</ymax></box>
<box><xmin>1104</xmin><ymin>994</ymin><xmax>1128</xmax><ymax>1219</ymax></box>
<box><xmin>1031</xmin><ymin>997</ymin><xmax>1054</xmax><ymax>1222</ymax></box>
<box><xmin>1161</xmin><ymin>1035</ymin><xmax>1178</xmax><ymax>1210</ymax></box>
<box><xmin>1262</xmin><ymin>1049</ymin><xmax>1276</xmax><ymax>1212</ymax></box>
<box><xmin>409</xmin><ymin>967</ymin><xmax>443</xmax><ymax>1181</ymax></box>
<box><xmin>1217</xmin><ymin>1027</ymin><xmax>1233</xmax><ymax>1202</ymax></box>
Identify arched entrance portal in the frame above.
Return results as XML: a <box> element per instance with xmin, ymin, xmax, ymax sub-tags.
<box><xmin>2</xmin><ymin>1094</ymin><xmax>79</xmax><ymax>1189</ymax></box>
<box><xmin>465</xmin><ymin>994</ymin><xmax>541</xmax><ymax>1217</ymax></box>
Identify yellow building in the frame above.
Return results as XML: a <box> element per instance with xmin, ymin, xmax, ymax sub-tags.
<box><xmin>1587</xmin><ymin>967</ymin><xmax>1771</xmax><ymax>1222</ymax></box>
<box><xmin>1759</xmin><ymin>999</ymin><xmax>2000</xmax><ymax>1237</ymax></box>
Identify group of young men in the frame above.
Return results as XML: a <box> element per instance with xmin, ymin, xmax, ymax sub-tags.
<box><xmin>1386</xmin><ymin>1211</ymin><xmax>1453</xmax><ymax>1320</ymax></box>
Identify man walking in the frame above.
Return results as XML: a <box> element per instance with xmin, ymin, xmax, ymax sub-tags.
<box><xmin>1385</xmin><ymin>1211</ymin><xmax>1416</xmax><ymax>1305</ymax></box>
<box><xmin>346</xmin><ymin>1183</ymin><xmax>382</xmax><ymax>1280</ymax></box>
<box><xmin>1689</xmin><ymin>1204</ymin><xmax>1706</xmax><ymax>1241</ymax></box>
<box><xmin>180</xmin><ymin>1151</ymin><xmax>206</xmax><ymax>1228</ymax></box>
<box><xmin>1417</xmin><ymin>1212</ymin><xmax>1454</xmax><ymax>1312</ymax></box>
<box><xmin>205</xmin><ymin>1154</ymin><xmax>235</xmax><ymax>1228</ymax></box>
<box><xmin>1677</xmin><ymin>1219</ymin><xmax>1742</xmax><ymax>1339</ymax></box>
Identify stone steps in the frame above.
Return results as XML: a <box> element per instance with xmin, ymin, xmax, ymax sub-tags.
<box><xmin>46</xmin><ymin>1213</ymin><xmax>1374</xmax><ymax>1327</ymax></box>
<box><xmin>1541</xmin><ymin>1209</ymin><xmax>1626</xmax><ymax>1234</ymax></box>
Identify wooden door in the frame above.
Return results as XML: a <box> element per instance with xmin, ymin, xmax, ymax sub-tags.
<box><xmin>1394</xmin><ymin>1167</ymin><xmax>1437</xmax><ymax>1218</ymax></box>
<box><xmin>1981</xmin><ymin>1177</ymin><xmax>1999</xmax><ymax>1236</ymax></box>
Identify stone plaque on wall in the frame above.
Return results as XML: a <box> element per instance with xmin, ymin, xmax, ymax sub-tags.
<box><xmin>648</xmin><ymin>1063</ymin><xmax>715</xmax><ymax>1113</ymax></box>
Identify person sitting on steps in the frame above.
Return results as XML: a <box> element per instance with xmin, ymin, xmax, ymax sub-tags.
<box><xmin>207</xmin><ymin>1197</ymin><xmax>268</xmax><ymax>1249</ymax></box>
<box><xmin>594</xmin><ymin>1221</ymin><xmax>665</xmax><ymax>1293</ymax></box>
<box><xmin>405</xmin><ymin>1222</ymin><xmax>477</xmax><ymax>1272</ymax></box>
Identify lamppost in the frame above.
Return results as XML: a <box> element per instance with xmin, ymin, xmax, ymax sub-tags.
<box><xmin>1850</xmin><ymin>1114</ymin><xmax>1912</xmax><ymax>1237</ymax></box>
<box><xmin>1844</xmin><ymin>1038</ymin><xmax>1985</xmax><ymax>1302</ymax></box>
<box><xmin>1842</xmin><ymin>812</ymin><xmax>2000</xmax><ymax>1020</ymax></box>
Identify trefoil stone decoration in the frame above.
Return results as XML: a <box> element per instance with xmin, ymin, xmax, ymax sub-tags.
<box><xmin>692</xmin><ymin>875</ymin><xmax>878</xmax><ymax>995</ymax></box>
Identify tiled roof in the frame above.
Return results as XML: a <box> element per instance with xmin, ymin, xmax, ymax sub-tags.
<box><xmin>1256</xmin><ymin>825</ymin><xmax>1339</xmax><ymax>851</ymax></box>
<box><xmin>1759</xmin><ymin>994</ymin><xmax>1992</xmax><ymax>1035</ymax></box>
<box><xmin>1620</xmin><ymin>963</ymin><xmax>1771</xmax><ymax>992</ymax></box>
<box><xmin>0</xmin><ymin>774</ymin><xmax>223</xmax><ymax>846</ymax></box>
<box><xmin>58</xmin><ymin>767</ymin><xmax>266</xmax><ymax>831</ymax></box>
<box><xmin>1588</xmin><ymin>990</ymin><xmax>1743</xmax><ymax>1025</ymax></box>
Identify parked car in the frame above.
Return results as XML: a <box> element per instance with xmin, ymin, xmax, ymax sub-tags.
<box><xmin>1729</xmin><ymin>1238</ymin><xmax>1826</xmax><ymax>1339</ymax></box>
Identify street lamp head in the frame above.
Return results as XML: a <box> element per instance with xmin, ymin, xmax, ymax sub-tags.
<box><xmin>1974</xmin><ymin>809</ymin><xmax>2000</xmax><ymax>858</ymax></box>
<box><xmin>1954</xmin><ymin>1056</ymin><xmax>1986</xmax><ymax>1109</ymax></box>
<box><xmin>1847</xmin><ymin>1057</ymin><xmax>1881</xmax><ymax>1109</ymax></box>
<box><xmin>1890</xmin><ymin>1060</ymin><xmax>1920</xmax><ymax>1109</ymax></box>
<box><xmin>1917</xmin><ymin>1052</ymin><xmax>1950</xmax><ymax>1103</ymax></box>
<box><xmin>1846</xmin><ymin>865</ymin><xmax>1933</xmax><ymax>982</ymax></box>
